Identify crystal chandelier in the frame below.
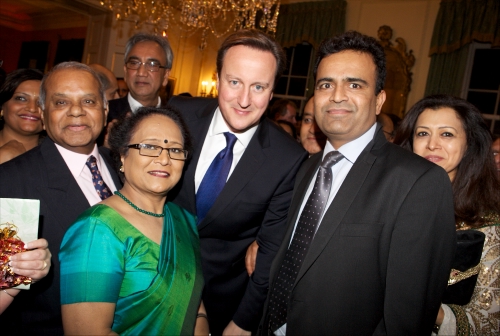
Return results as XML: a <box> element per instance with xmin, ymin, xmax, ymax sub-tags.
<box><xmin>99</xmin><ymin>0</ymin><xmax>280</xmax><ymax>50</ymax></box>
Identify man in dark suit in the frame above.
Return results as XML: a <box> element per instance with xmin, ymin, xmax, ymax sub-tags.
<box><xmin>107</xmin><ymin>32</ymin><xmax>172</xmax><ymax>123</ymax></box>
<box><xmin>260</xmin><ymin>31</ymin><xmax>456</xmax><ymax>335</ymax></box>
<box><xmin>169</xmin><ymin>30</ymin><xmax>307</xmax><ymax>335</ymax></box>
<box><xmin>0</xmin><ymin>62</ymin><xmax>121</xmax><ymax>335</ymax></box>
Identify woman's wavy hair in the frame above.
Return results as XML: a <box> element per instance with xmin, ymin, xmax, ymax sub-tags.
<box><xmin>394</xmin><ymin>94</ymin><xmax>500</xmax><ymax>227</ymax></box>
<box><xmin>108</xmin><ymin>106</ymin><xmax>193</xmax><ymax>178</ymax></box>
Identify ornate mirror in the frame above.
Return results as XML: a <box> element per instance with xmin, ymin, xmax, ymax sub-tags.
<box><xmin>377</xmin><ymin>25</ymin><xmax>415</xmax><ymax>118</ymax></box>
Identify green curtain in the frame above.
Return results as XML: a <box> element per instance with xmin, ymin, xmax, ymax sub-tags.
<box><xmin>429</xmin><ymin>0</ymin><xmax>500</xmax><ymax>56</ymax></box>
<box><xmin>275</xmin><ymin>0</ymin><xmax>346</xmax><ymax>98</ymax></box>
<box><xmin>425</xmin><ymin>45</ymin><xmax>470</xmax><ymax>96</ymax></box>
<box><xmin>275</xmin><ymin>0</ymin><xmax>346</xmax><ymax>49</ymax></box>
<box><xmin>425</xmin><ymin>0</ymin><xmax>500</xmax><ymax>96</ymax></box>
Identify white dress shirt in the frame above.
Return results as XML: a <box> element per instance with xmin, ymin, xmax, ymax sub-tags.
<box><xmin>127</xmin><ymin>93</ymin><xmax>161</xmax><ymax>113</ymax></box>
<box><xmin>55</xmin><ymin>144</ymin><xmax>118</xmax><ymax>206</ymax></box>
<box><xmin>276</xmin><ymin>123</ymin><xmax>377</xmax><ymax>335</ymax></box>
<box><xmin>194</xmin><ymin>107</ymin><xmax>258</xmax><ymax>192</ymax></box>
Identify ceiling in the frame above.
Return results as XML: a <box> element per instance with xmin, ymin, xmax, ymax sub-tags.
<box><xmin>0</xmin><ymin>0</ymin><xmax>301</xmax><ymax>32</ymax></box>
<box><xmin>0</xmin><ymin>0</ymin><xmax>108</xmax><ymax>31</ymax></box>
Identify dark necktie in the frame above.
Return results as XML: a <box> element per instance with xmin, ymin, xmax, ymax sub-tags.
<box><xmin>86</xmin><ymin>155</ymin><xmax>112</xmax><ymax>200</ymax></box>
<box><xmin>268</xmin><ymin>151</ymin><xmax>344</xmax><ymax>333</ymax></box>
<box><xmin>196</xmin><ymin>132</ymin><xmax>238</xmax><ymax>224</ymax></box>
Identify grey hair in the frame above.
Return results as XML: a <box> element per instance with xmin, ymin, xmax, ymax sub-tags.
<box><xmin>39</xmin><ymin>62</ymin><xmax>107</xmax><ymax>110</ymax></box>
<box><xmin>124</xmin><ymin>33</ymin><xmax>173</xmax><ymax>69</ymax></box>
<box><xmin>94</xmin><ymin>70</ymin><xmax>111</xmax><ymax>91</ymax></box>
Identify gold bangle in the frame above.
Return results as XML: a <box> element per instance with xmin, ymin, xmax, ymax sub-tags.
<box><xmin>197</xmin><ymin>313</ymin><xmax>208</xmax><ymax>319</ymax></box>
<box><xmin>3</xmin><ymin>289</ymin><xmax>15</xmax><ymax>298</ymax></box>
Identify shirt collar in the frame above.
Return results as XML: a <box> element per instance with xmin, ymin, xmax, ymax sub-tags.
<box><xmin>209</xmin><ymin>107</ymin><xmax>258</xmax><ymax>149</ymax></box>
<box><xmin>322</xmin><ymin>123</ymin><xmax>377</xmax><ymax>164</ymax></box>
<box><xmin>127</xmin><ymin>93</ymin><xmax>161</xmax><ymax>113</ymax></box>
<box><xmin>55</xmin><ymin>143</ymin><xmax>102</xmax><ymax>178</ymax></box>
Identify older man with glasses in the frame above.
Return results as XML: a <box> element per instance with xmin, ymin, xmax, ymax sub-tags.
<box><xmin>107</xmin><ymin>33</ymin><xmax>172</xmax><ymax>123</ymax></box>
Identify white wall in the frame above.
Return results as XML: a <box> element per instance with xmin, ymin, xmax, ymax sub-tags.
<box><xmin>347</xmin><ymin>0</ymin><xmax>440</xmax><ymax>110</ymax></box>
<box><xmin>84</xmin><ymin>0</ymin><xmax>441</xmax><ymax>103</ymax></box>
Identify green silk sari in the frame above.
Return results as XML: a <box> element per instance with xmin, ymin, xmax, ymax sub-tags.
<box><xmin>60</xmin><ymin>202</ymin><xmax>203</xmax><ymax>335</ymax></box>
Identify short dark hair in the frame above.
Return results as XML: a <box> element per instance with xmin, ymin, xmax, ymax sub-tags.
<box><xmin>125</xmin><ymin>33</ymin><xmax>173</xmax><ymax>69</ymax></box>
<box><xmin>270</xmin><ymin>99</ymin><xmax>297</xmax><ymax>120</ymax></box>
<box><xmin>0</xmin><ymin>68</ymin><xmax>43</xmax><ymax>107</ymax></box>
<box><xmin>216</xmin><ymin>29</ymin><xmax>286</xmax><ymax>88</ymax></box>
<box><xmin>314</xmin><ymin>31</ymin><xmax>386</xmax><ymax>95</ymax></box>
<box><xmin>108</xmin><ymin>106</ymin><xmax>193</xmax><ymax>176</ymax></box>
<box><xmin>39</xmin><ymin>62</ymin><xmax>106</xmax><ymax>110</ymax></box>
<box><xmin>393</xmin><ymin>94</ymin><xmax>500</xmax><ymax>227</ymax></box>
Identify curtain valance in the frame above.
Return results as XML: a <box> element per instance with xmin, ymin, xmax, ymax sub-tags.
<box><xmin>429</xmin><ymin>0</ymin><xmax>500</xmax><ymax>56</ymax></box>
<box><xmin>275</xmin><ymin>0</ymin><xmax>346</xmax><ymax>49</ymax></box>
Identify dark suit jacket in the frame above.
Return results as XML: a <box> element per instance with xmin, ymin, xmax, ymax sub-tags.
<box><xmin>168</xmin><ymin>96</ymin><xmax>307</xmax><ymax>334</ymax></box>
<box><xmin>107</xmin><ymin>95</ymin><xmax>168</xmax><ymax>122</ymax></box>
<box><xmin>260</xmin><ymin>126</ymin><xmax>456</xmax><ymax>335</ymax></box>
<box><xmin>107</xmin><ymin>96</ymin><xmax>131</xmax><ymax>123</ymax></box>
<box><xmin>0</xmin><ymin>138</ymin><xmax>121</xmax><ymax>336</ymax></box>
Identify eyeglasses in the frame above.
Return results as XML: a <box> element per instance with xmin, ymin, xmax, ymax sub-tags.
<box><xmin>128</xmin><ymin>144</ymin><xmax>188</xmax><ymax>161</ymax></box>
<box><xmin>125</xmin><ymin>60</ymin><xmax>168</xmax><ymax>72</ymax></box>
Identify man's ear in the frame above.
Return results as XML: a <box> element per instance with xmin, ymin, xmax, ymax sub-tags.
<box><xmin>41</xmin><ymin>109</ymin><xmax>46</xmax><ymax>130</ymax></box>
<box><xmin>162</xmin><ymin>69</ymin><xmax>171</xmax><ymax>87</ymax></box>
<box><xmin>375</xmin><ymin>90</ymin><xmax>386</xmax><ymax>115</ymax></box>
<box><xmin>103</xmin><ymin>102</ymin><xmax>109</xmax><ymax>127</ymax></box>
<box><xmin>123</xmin><ymin>65</ymin><xmax>128</xmax><ymax>85</ymax></box>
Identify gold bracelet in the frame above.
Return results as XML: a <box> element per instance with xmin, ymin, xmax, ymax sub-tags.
<box><xmin>3</xmin><ymin>289</ymin><xmax>15</xmax><ymax>298</ymax></box>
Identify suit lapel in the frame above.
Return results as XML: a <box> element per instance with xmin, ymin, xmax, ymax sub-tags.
<box><xmin>198</xmin><ymin>120</ymin><xmax>269</xmax><ymax>229</ymax></box>
<box><xmin>99</xmin><ymin>146</ymin><xmax>122</xmax><ymax>188</ymax></box>
<box><xmin>269</xmin><ymin>154</ymin><xmax>322</xmax><ymax>280</ymax></box>
<box><xmin>38</xmin><ymin>139</ymin><xmax>90</xmax><ymax>232</ymax></box>
<box><xmin>182</xmin><ymin>101</ymin><xmax>217</xmax><ymax>215</ymax></box>
<box><xmin>295</xmin><ymin>130</ymin><xmax>384</xmax><ymax>284</ymax></box>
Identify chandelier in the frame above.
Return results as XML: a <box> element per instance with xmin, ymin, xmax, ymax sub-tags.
<box><xmin>99</xmin><ymin>0</ymin><xmax>280</xmax><ymax>50</ymax></box>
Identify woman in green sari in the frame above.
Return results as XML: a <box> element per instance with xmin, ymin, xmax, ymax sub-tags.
<box><xmin>59</xmin><ymin>107</ymin><xmax>208</xmax><ymax>335</ymax></box>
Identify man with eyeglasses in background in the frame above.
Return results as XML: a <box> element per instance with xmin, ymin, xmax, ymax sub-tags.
<box><xmin>107</xmin><ymin>33</ymin><xmax>172</xmax><ymax>123</ymax></box>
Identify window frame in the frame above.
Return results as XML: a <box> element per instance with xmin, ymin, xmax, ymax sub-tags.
<box><xmin>461</xmin><ymin>42</ymin><xmax>500</xmax><ymax>134</ymax></box>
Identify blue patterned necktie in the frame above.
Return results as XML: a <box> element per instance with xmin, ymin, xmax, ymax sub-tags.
<box><xmin>196</xmin><ymin>132</ymin><xmax>238</xmax><ymax>224</ymax></box>
<box><xmin>267</xmin><ymin>151</ymin><xmax>344</xmax><ymax>333</ymax></box>
<box><xmin>86</xmin><ymin>155</ymin><xmax>112</xmax><ymax>200</ymax></box>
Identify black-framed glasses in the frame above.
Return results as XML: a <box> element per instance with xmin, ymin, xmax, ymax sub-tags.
<box><xmin>128</xmin><ymin>144</ymin><xmax>188</xmax><ymax>161</ymax></box>
<box><xmin>125</xmin><ymin>60</ymin><xmax>168</xmax><ymax>72</ymax></box>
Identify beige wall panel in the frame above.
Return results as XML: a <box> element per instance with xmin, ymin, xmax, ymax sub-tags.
<box><xmin>83</xmin><ymin>14</ymin><xmax>109</xmax><ymax>66</ymax></box>
<box><xmin>169</xmin><ymin>27</ymin><xmax>206</xmax><ymax>96</ymax></box>
<box><xmin>347</xmin><ymin>0</ymin><xmax>440</xmax><ymax>113</ymax></box>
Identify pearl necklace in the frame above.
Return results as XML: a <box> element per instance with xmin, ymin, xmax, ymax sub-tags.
<box><xmin>114</xmin><ymin>191</ymin><xmax>165</xmax><ymax>217</ymax></box>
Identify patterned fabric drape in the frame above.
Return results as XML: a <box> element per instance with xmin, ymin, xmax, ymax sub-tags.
<box><xmin>425</xmin><ymin>0</ymin><xmax>500</xmax><ymax>96</ymax></box>
<box><xmin>275</xmin><ymin>0</ymin><xmax>346</xmax><ymax>98</ymax></box>
<box><xmin>275</xmin><ymin>0</ymin><xmax>346</xmax><ymax>49</ymax></box>
<box><xmin>429</xmin><ymin>0</ymin><xmax>500</xmax><ymax>56</ymax></box>
<box><xmin>425</xmin><ymin>45</ymin><xmax>470</xmax><ymax>96</ymax></box>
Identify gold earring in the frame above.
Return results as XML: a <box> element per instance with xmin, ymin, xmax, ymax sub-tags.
<box><xmin>119</xmin><ymin>165</ymin><xmax>124</xmax><ymax>173</ymax></box>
